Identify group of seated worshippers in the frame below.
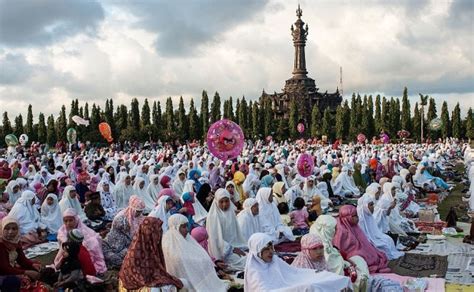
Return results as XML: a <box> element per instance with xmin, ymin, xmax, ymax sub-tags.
<box><xmin>0</xmin><ymin>138</ymin><xmax>466</xmax><ymax>291</ymax></box>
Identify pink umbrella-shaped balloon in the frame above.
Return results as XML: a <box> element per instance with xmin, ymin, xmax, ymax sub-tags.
<box><xmin>357</xmin><ymin>133</ymin><xmax>366</xmax><ymax>144</ymax></box>
<box><xmin>296</xmin><ymin>153</ymin><xmax>314</xmax><ymax>177</ymax></box>
<box><xmin>297</xmin><ymin>123</ymin><xmax>305</xmax><ymax>134</ymax></box>
<box><xmin>207</xmin><ymin>119</ymin><xmax>245</xmax><ymax>162</ymax></box>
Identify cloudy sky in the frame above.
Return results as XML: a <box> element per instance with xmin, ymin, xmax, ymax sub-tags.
<box><xmin>0</xmin><ymin>0</ymin><xmax>473</xmax><ymax>118</ymax></box>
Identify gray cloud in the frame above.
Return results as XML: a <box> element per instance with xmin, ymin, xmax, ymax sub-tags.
<box><xmin>0</xmin><ymin>0</ymin><xmax>104</xmax><ymax>47</ymax></box>
<box><xmin>447</xmin><ymin>0</ymin><xmax>473</xmax><ymax>28</ymax></box>
<box><xmin>114</xmin><ymin>0</ymin><xmax>270</xmax><ymax>57</ymax></box>
<box><xmin>0</xmin><ymin>53</ymin><xmax>32</xmax><ymax>84</ymax></box>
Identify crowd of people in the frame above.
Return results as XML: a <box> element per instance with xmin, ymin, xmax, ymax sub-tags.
<box><xmin>0</xmin><ymin>137</ymin><xmax>471</xmax><ymax>291</ymax></box>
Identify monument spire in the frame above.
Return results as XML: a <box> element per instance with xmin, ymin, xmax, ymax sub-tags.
<box><xmin>291</xmin><ymin>4</ymin><xmax>308</xmax><ymax>78</ymax></box>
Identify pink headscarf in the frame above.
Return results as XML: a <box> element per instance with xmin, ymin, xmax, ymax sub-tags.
<box><xmin>54</xmin><ymin>208</ymin><xmax>107</xmax><ymax>274</ymax></box>
<box><xmin>332</xmin><ymin>205</ymin><xmax>389</xmax><ymax>273</ymax></box>
<box><xmin>157</xmin><ymin>188</ymin><xmax>176</xmax><ymax>201</ymax></box>
<box><xmin>190</xmin><ymin>226</ymin><xmax>215</xmax><ymax>261</ymax></box>
<box><xmin>123</xmin><ymin>195</ymin><xmax>145</xmax><ymax>236</ymax></box>
<box><xmin>291</xmin><ymin>233</ymin><xmax>327</xmax><ymax>271</ymax></box>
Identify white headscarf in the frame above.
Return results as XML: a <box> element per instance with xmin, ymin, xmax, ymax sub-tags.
<box><xmin>114</xmin><ymin>172</ymin><xmax>133</xmax><ymax>209</ymax></box>
<box><xmin>146</xmin><ymin>174</ymin><xmax>160</xmax><ymax>203</ymax></box>
<box><xmin>206</xmin><ymin>188</ymin><xmax>246</xmax><ymax>260</ymax></box>
<box><xmin>333</xmin><ymin>167</ymin><xmax>360</xmax><ymax>196</ymax></box>
<box><xmin>172</xmin><ymin>170</ymin><xmax>186</xmax><ymax>196</ymax></box>
<box><xmin>357</xmin><ymin>194</ymin><xmax>404</xmax><ymax>260</ymax></box>
<box><xmin>237</xmin><ymin>198</ymin><xmax>262</xmax><ymax>241</ymax></box>
<box><xmin>6</xmin><ymin>180</ymin><xmax>21</xmax><ymax>205</ymax></box>
<box><xmin>148</xmin><ymin>195</ymin><xmax>172</xmax><ymax>232</ymax></box>
<box><xmin>41</xmin><ymin>193</ymin><xmax>63</xmax><ymax>233</ymax></box>
<box><xmin>162</xmin><ymin>214</ymin><xmax>228</xmax><ymax>292</ymax></box>
<box><xmin>9</xmin><ymin>190</ymin><xmax>43</xmax><ymax>234</ymax></box>
<box><xmin>255</xmin><ymin>187</ymin><xmax>295</xmax><ymax>243</ymax></box>
<box><xmin>133</xmin><ymin>177</ymin><xmax>154</xmax><ymax>212</ymax></box>
<box><xmin>244</xmin><ymin>233</ymin><xmax>351</xmax><ymax>292</ymax></box>
<box><xmin>59</xmin><ymin>185</ymin><xmax>87</xmax><ymax>222</ymax></box>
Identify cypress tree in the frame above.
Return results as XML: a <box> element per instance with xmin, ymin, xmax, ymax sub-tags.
<box><xmin>239</xmin><ymin>97</ymin><xmax>249</xmax><ymax>135</ymax></box>
<box><xmin>263</xmin><ymin>99</ymin><xmax>274</xmax><ymax>137</ymax></box>
<box><xmin>2</xmin><ymin>112</ymin><xmax>13</xmax><ymax>135</ymax></box>
<box><xmin>14</xmin><ymin>114</ymin><xmax>24</xmax><ymax>137</ymax></box>
<box><xmin>90</xmin><ymin>104</ymin><xmax>101</xmax><ymax>142</ymax></box>
<box><xmin>381</xmin><ymin>96</ymin><xmax>390</xmax><ymax>133</ymax></box>
<box><xmin>235</xmin><ymin>99</ymin><xmax>241</xmax><ymax>125</ymax></box>
<box><xmin>57</xmin><ymin>105</ymin><xmax>67</xmax><ymax>142</ymax></box>
<box><xmin>349</xmin><ymin>93</ymin><xmax>358</xmax><ymax>139</ymax></box>
<box><xmin>26</xmin><ymin>104</ymin><xmax>35</xmax><ymax>141</ymax></box>
<box><xmin>165</xmin><ymin>97</ymin><xmax>174</xmax><ymax>140</ymax></box>
<box><xmin>440</xmin><ymin>101</ymin><xmax>451</xmax><ymax>138</ymax></box>
<box><xmin>68</xmin><ymin>99</ymin><xmax>79</xmax><ymax>129</ymax></box>
<box><xmin>277</xmin><ymin>118</ymin><xmax>289</xmax><ymax>141</ymax></box>
<box><xmin>360</xmin><ymin>95</ymin><xmax>369</xmax><ymax>137</ymax></box>
<box><xmin>426</xmin><ymin>98</ymin><xmax>438</xmax><ymax>139</ymax></box>
<box><xmin>131</xmin><ymin>98</ymin><xmax>141</xmax><ymax>131</ymax></box>
<box><xmin>401</xmin><ymin>87</ymin><xmax>411</xmax><ymax>132</ymax></box>
<box><xmin>188</xmin><ymin>98</ymin><xmax>199</xmax><ymax>140</ymax></box>
<box><xmin>288</xmin><ymin>99</ymin><xmax>298</xmax><ymax>139</ymax></box>
<box><xmin>452</xmin><ymin>103</ymin><xmax>462</xmax><ymax>138</ymax></box>
<box><xmin>227</xmin><ymin>97</ymin><xmax>234</xmax><ymax>121</ymax></box>
<box><xmin>419</xmin><ymin>94</ymin><xmax>429</xmax><ymax>141</ymax></box>
<box><xmin>342</xmin><ymin>100</ymin><xmax>350</xmax><ymax>139</ymax></box>
<box><xmin>335</xmin><ymin>105</ymin><xmax>345</xmax><ymax>140</ymax></box>
<box><xmin>177</xmin><ymin>96</ymin><xmax>188</xmax><ymax>140</ymax></box>
<box><xmin>105</xmin><ymin>99</ymin><xmax>117</xmax><ymax>139</ymax></box>
<box><xmin>37</xmin><ymin>113</ymin><xmax>47</xmax><ymax>144</ymax></box>
<box><xmin>84</xmin><ymin>103</ymin><xmax>89</xmax><ymax>119</ymax></box>
<box><xmin>200</xmin><ymin>91</ymin><xmax>210</xmax><ymax>135</ymax></box>
<box><xmin>366</xmin><ymin>95</ymin><xmax>375</xmax><ymax>139</ymax></box>
<box><xmin>210</xmin><ymin>92</ymin><xmax>221</xmax><ymax>123</ymax></box>
<box><xmin>251</xmin><ymin>102</ymin><xmax>260</xmax><ymax>139</ymax></box>
<box><xmin>142</xmin><ymin>98</ymin><xmax>151</xmax><ymax>127</ymax></box>
<box><xmin>321</xmin><ymin>108</ymin><xmax>332</xmax><ymax>139</ymax></box>
<box><xmin>412</xmin><ymin>102</ymin><xmax>421</xmax><ymax>141</ymax></box>
<box><xmin>466</xmin><ymin>107</ymin><xmax>474</xmax><ymax>140</ymax></box>
<box><xmin>46</xmin><ymin>115</ymin><xmax>56</xmax><ymax>146</ymax></box>
<box><xmin>311</xmin><ymin>104</ymin><xmax>321</xmax><ymax>138</ymax></box>
<box><xmin>374</xmin><ymin>94</ymin><xmax>382</xmax><ymax>132</ymax></box>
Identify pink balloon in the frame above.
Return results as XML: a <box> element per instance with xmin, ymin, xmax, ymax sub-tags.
<box><xmin>357</xmin><ymin>133</ymin><xmax>366</xmax><ymax>143</ymax></box>
<box><xmin>297</xmin><ymin>123</ymin><xmax>305</xmax><ymax>133</ymax></box>
<box><xmin>381</xmin><ymin>133</ymin><xmax>390</xmax><ymax>144</ymax></box>
<box><xmin>207</xmin><ymin>119</ymin><xmax>245</xmax><ymax>161</ymax></box>
<box><xmin>296</xmin><ymin>153</ymin><xmax>314</xmax><ymax>177</ymax></box>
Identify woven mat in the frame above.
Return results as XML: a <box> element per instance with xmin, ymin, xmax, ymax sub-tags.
<box><xmin>389</xmin><ymin>253</ymin><xmax>448</xmax><ymax>278</ymax></box>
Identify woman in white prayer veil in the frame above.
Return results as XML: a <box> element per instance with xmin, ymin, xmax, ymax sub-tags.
<box><xmin>316</xmin><ymin>182</ymin><xmax>333</xmax><ymax>211</ymax></box>
<box><xmin>162</xmin><ymin>214</ymin><xmax>228</xmax><ymax>292</ymax></box>
<box><xmin>244</xmin><ymin>233</ymin><xmax>352</xmax><ymax>292</ymax></box>
<box><xmin>242</xmin><ymin>173</ymin><xmax>260</xmax><ymax>199</ymax></box>
<box><xmin>302</xmin><ymin>176</ymin><xmax>321</xmax><ymax>203</ymax></box>
<box><xmin>373</xmin><ymin>182</ymin><xmax>407</xmax><ymax>236</ymax></box>
<box><xmin>255</xmin><ymin>187</ymin><xmax>295</xmax><ymax>243</ymax></box>
<box><xmin>114</xmin><ymin>172</ymin><xmax>133</xmax><ymax>209</ymax></box>
<box><xmin>333</xmin><ymin>166</ymin><xmax>361</xmax><ymax>197</ymax></box>
<box><xmin>172</xmin><ymin>169</ymin><xmax>186</xmax><ymax>196</ymax></box>
<box><xmin>206</xmin><ymin>188</ymin><xmax>247</xmax><ymax>270</ymax></box>
<box><xmin>146</xmin><ymin>174</ymin><xmax>160</xmax><ymax>202</ymax></box>
<box><xmin>131</xmin><ymin>177</ymin><xmax>153</xmax><ymax>213</ymax></box>
<box><xmin>5</xmin><ymin>180</ymin><xmax>21</xmax><ymax>206</ymax></box>
<box><xmin>41</xmin><ymin>193</ymin><xmax>63</xmax><ymax>234</ymax></box>
<box><xmin>237</xmin><ymin>198</ymin><xmax>262</xmax><ymax>241</ymax></box>
<box><xmin>149</xmin><ymin>195</ymin><xmax>174</xmax><ymax>232</ymax></box>
<box><xmin>182</xmin><ymin>179</ymin><xmax>208</xmax><ymax>224</ymax></box>
<box><xmin>357</xmin><ymin>194</ymin><xmax>404</xmax><ymax>260</ymax></box>
<box><xmin>59</xmin><ymin>186</ymin><xmax>87</xmax><ymax>222</ymax></box>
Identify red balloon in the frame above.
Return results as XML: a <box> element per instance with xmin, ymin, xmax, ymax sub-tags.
<box><xmin>297</xmin><ymin>123</ymin><xmax>305</xmax><ymax>133</ymax></box>
<box><xmin>296</xmin><ymin>153</ymin><xmax>314</xmax><ymax>177</ymax></box>
<box><xmin>99</xmin><ymin>122</ymin><xmax>113</xmax><ymax>143</ymax></box>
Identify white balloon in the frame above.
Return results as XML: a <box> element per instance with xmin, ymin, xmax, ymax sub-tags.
<box><xmin>19</xmin><ymin>134</ymin><xmax>28</xmax><ymax>146</ymax></box>
<box><xmin>72</xmin><ymin>115</ymin><xmax>90</xmax><ymax>126</ymax></box>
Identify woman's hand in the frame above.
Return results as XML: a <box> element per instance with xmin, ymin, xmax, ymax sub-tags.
<box><xmin>233</xmin><ymin>248</ymin><xmax>246</xmax><ymax>257</ymax></box>
<box><xmin>32</xmin><ymin>262</ymin><xmax>42</xmax><ymax>271</ymax></box>
<box><xmin>24</xmin><ymin>270</ymin><xmax>40</xmax><ymax>280</ymax></box>
<box><xmin>215</xmin><ymin>261</ymin><xmax>228</xmax><ymax>270</ymax></box>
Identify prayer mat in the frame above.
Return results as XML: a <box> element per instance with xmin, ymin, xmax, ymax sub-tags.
<box><xmin>274</xmin><ymin>240</ymin><xmax>301</xmax><ymax>253</ymax></box>
<box><xmin>446</xmin><ymin>283</ymin><xmax>474</xmax><ymax>292</ymax></box>
<box><xmin>388</xmin><ymin>253</ymin><xmax>448</xmax><ymax>278</ymax></box>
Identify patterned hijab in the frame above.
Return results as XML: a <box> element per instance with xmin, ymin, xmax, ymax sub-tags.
<box><xmin>291</xmin><ymin>233</ymin><xmax>327</xmax><ymax>272</ymax></box>
<box><xmin>119</xmin><ymin>217</ymin><xmax>183</xmax><ymax>290</ymax></box>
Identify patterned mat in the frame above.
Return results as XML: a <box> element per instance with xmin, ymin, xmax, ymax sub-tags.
<box><xmin>388</xmin><ymin>254</ymin><xmax>448</xmax><ymax>278</ymax></box>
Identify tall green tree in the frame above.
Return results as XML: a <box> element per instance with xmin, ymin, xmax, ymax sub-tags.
<box><xmin>374</xmin><ymin>94</ymin><xmax>382</xmax><ymax>132</ymax></box>
<box><xmin>152</xmin><ymin>101</ymin><xmax>162</xmax><ymax>140</ymax></box>
<box><xmin>57</xmin><ymin>105</ymin><xmax>67</xmax><ymax>142</ymax></box>
<box><xmin>106</xmin><ymin>99</ymin><xmax>116</xmax><ymax>139</ymax></box>
<box><xmin>239</xmin><ymin>97</ymin><xmax>249</xmax><ymax>135</ymax></box>
<box><xmin>321</xmin><ymin>108</ymin><xmax>333</xmax><ymax>140</ymax></box>
<box><xmin>288</xmin><ymin>99</ymin><xmax>298</xmax><ymax>139</ymax></box>
<box><xmin>311</xmin><ymin>105</ymin><xmax>322</xmax><ymax>138</ymax></box>
<box><xmin>210</xmin><ymin>92</ymin><xmax>221</xmax><ymax>123</ymax></box>
<box><xmin>2</xmin><ymin>112</ymin><xmax>13</xmax><ymax>135</ymax></box>
<box><xmin>335</xmin><ymin>105</ymin><xmax>345</xmax><ymax>140</ymax></box>
<box><xmin>14</xmin><ymin>114</ymin><xmax>24</xmax><ymax>137</ymax></box>
<box><xmin>177</xmin><ymin>96</ymin><xmax>188</xmax><ymax>140</ymax></box>
<box><xmin>440</xmin><ymin>101</ymin><xmax>451</xmax><ymax>138</ymax></box>
<box><xmin>235</xmin><ymin>99</ymin><xmax>241</xmax><ymax>125</ymax></box>
<box><xmin>200</xmin><ymin>91</ymin><xmax>210</xmax><ymax>136</ymax></box>
<box><xmin>349</xmin><ymin>94</ymin><xmax>358</xmax><ymax>139</ymax></box>
<box><xmin>131</xmin><ymin>98</ymin><xmax>141</xmax><ymax>131</ymax></box>
<box><xmin>412</xmin><ymin>102</ymin><xmax>421</xmax><ymax>141</ymax></box>
<box><xmin>452</xmin><ymin>103</ymin><xmax>462</xmax><ymax>138</ymax></box>
<box><xmin>37</xmin><ymin>113</ymin><xmax>47</xmax><ymax>144</ymax></box>
<box><xmin>46</xmin><ymin>115</ymin><xmax>56</xmax><ymax>146</ymax></box>
<box><xmin>164</xmin><ymin>97</ymin><xmax>175</xmax><ymax>140</ymax></box>
<box><xmin>25</xmin><ymin>104</ymin><xmax>35</xmax><ymax>141</ymax></box>
<box><xmin>84</xmin><ymin>103</ymin><xmax>90</xmax><ymax>119</ymax></box>
<box><xmin>366</xmin><ymin>95</ymin><xmax>375</xmax><ymax>139</ymax></box>
<box><xmin>465</xmin><ymin>107</ymin><xmax>474</xmax><ymax>139</ymax></box>
<box><xmin>381</xmin><ymin>96</ymin><xmax>390</xmax><ymax>132</ymax></box>
<box><xmin>188</xmin><ymin>98</ymin><xmax>199</xmax><ymax>140</ymax></box>
<box><xmin>263</xmin><ymin>99</ymin><xmax>274</xmax><ymax>137</ymax></box>
<box><xmin>251</xmin><ymin>102</ymin><xmax>260</xmax><ymax>139</ymax></box>
<box><xmin>401</xmin><ymin>87</ymin><xmax>411</xmax><ymax>132</ymax></box>
<box><xmin>68</xmin><ymin>99</ymin><xmax>79</xmax><ymax>129</ymax></box>
<box><xmin>419</xmin><ymin>94</ymin><xmax>428</xmax><ymax>141</ymax></box>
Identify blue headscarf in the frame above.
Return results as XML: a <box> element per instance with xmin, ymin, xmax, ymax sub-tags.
<box><xmin>261</xmin><ymin>174</ymin><xmax>274</xmax><ymax>188</ymax></box>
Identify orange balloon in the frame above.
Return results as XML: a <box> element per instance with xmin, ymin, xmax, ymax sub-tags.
<box><xmin>99</xmin><ymin>122</ymin><xmax>113</xmax><ymax>143</ymax></box>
